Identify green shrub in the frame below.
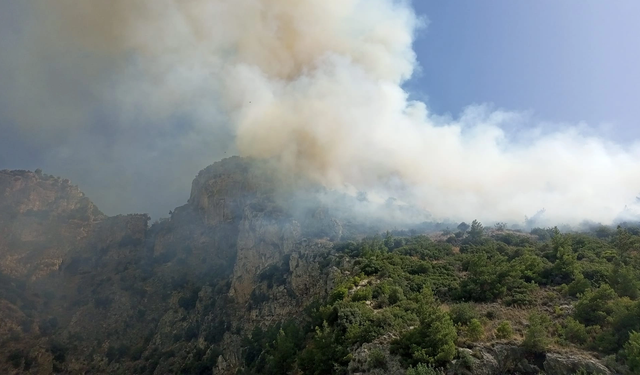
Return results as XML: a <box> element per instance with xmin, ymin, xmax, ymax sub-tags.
<box><xmin>567</xmin><ymin>274</ymin><xmax>591</xmax><ymax>297</ymax></box>
<box><xmin>562</xmin><ymin>318</ymin><xmax>588</xmax><ymax>345</ymax></box>
<box><xmin>522</xmin><ymin>313</ymin><xmax>549</xmax><ymax>353</ymax></box>
<box><xmin>329</xmin><ymin>287</ymin><xmax>348</xmax><ymax>304</ymax></box>
<box><xmin>449</xmin><ymin>303</ymin><xmax>478</xmax><ymax>326</ymax></box>
<box><xmin>388</xmin><ymin>286</ymin><xmax>405</xmax><ymax>305</ymax></box>
<box><xmin>391</xmin><ymin>304</ymin><xmax>457</xmax><ymax>366</ymax></box>
<box><xmin>367</xmin><ymin>348</ymin><xmax>387</xmax><ymax>370</ymax></box>
<box><xmin>352</xmin><ymin>287</ymin><xmax>373</xmax><ymax>302</ymax></box>
<box><xmin>624</xmin><ymin>331</ymin><xmax>640</xmax><ymax>373</ymax></box>
<box><xmin>467</xmin><ymin>319</ymin><xmax>484</xmax><ymax>342</ymax></box>
<box><xmin>495</xmin><ymin>321</ymin><xmax>513</xmax><ymax>340</ymax></box>
<box><xmin>574</xmin><ymin>284</ymin><xmax>617</xmax><ymax>327</ymax></box>
<box><xmin>484</xmin><ymin>310</ymin><xmax>498</xmax><ymax>320</ymax></box>
<box><xmin>406</xmin><ymin>363</ymin><xmax>442</xmax><ymax>375</ymax></box>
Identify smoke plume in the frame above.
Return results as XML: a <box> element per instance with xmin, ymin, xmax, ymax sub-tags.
<box><xmin>1</xmin><ymin>0</ymin><xmax>639</xmax><ymax>224</ymax></box>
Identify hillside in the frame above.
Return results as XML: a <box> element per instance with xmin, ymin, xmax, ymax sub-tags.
<box><xmin>0</xmin><ymin>158</ymin><xmax>639</xmax><ymax>374</ymax></box>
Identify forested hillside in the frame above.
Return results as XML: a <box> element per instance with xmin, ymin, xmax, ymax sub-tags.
<box><xmin>239</xmin><ymin>223</ymin><xmax>640</xmax><ymax>374</ymax></box>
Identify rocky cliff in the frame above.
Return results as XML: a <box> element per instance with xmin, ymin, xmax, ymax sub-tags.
<box><xmin>0</xmin><ymin>159</ymin><xmax>337</xmax><ymax>374</ymax></box>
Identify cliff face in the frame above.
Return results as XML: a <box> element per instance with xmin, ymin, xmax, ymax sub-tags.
<box><xmin>0</xmin><ymin>170</ymin><xmax>106</xmax><ymax>280</ymax></box>
<box><xmin>0</xmin><ymin>159</ymin><xmax>336</xmax><ymax>375</ymax></box>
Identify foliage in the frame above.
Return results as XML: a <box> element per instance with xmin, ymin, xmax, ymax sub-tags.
<box><xmin>562</xmin><ymin>317</ymin><xmax>588</xmax><ymax>345</ymax></box>
<box><xmin>467</xmin><ymin>319</ymin><xmax>484</xmax><ymax>342</ymax></box>
<box><xmin>178</xmin><ymin>285</ymin><xmax>201</xmax><ymax>311</ymax></box>
<box><xmin>242</xmin><ymin>320</ymin><xmax>306</xmax><ymax>375</ymax></box>
<box><xmin>352</xmin><ymin>287</ymin><xmax>373</xmax><ymax>302</ymax></box>
<box><xmin>574</xmin><ymin>284</ymin><xmax>617</xmax><ymax>327</ymax></box>
<box><xmin>467</xmin><ymin>220</ymin><xmax>485</xmax><ymax>243</ymax></box>
<box><xmin>329</xmin><ymin>287</ymin><xmax>348</xmax><ymax>304</ymax></box>
<box><xmin>406</xmin><ymin>362</ymin><xmax>443</xmax><ymax>375</ymax></box>
<box><xmin>391</xmin><ymin>291</ymin><xmax>457</xmax><ymax>366</ymax></box>
<box><xmin>449</xmin><ymin>303</ymin><xmax>478</xmax><ymax>326</ymax></box>
<box><xmin>623</xmin><ymin>331</ymin><xmax>640</xmax><ymax>373</ymax></box>
<box><xmin>522</xmin><ymin>313</ymin><xmax>550</xmax><ymax>353</ymax></box>
<box><xmin>367</xmin><ymin>348</ymin><xmax>387</xmax><ymax>370</ymax></box>
<box><xmin>495</xmin><ymin>321</ymin><xmax>513</xmax><ymax>340</ymax></box>
<box><xmin>236</xmin><ymin>226</ymin><xmax>640</xmax><ymax>373</ymax></box>
<box><xmin>567</xmin><ymin>273</ymin><xmax>591</xmax><ymax>297</ymax></box>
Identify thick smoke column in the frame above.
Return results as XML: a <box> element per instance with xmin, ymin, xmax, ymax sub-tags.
<box><xmin>2</xmin><ymin>0</ymin><xmax>640</xmax><ymax>224</ymax></box>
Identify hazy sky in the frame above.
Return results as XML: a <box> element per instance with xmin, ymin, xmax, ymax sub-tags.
<box><xmin>0</xmin><ymin>0</ymin><xmax>638</xmax><ymax>220</ymax></box>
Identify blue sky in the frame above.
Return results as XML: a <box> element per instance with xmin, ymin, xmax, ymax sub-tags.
<box><xmin>407</xmin><ymin>0</ymin><xmax>640</xmax><ymax>141</ymax></box>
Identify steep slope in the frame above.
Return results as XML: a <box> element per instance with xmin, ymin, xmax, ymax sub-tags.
<box><xmin>0</xmin><ymin>158</ymin><xmax>336</xmax><ymax>374</ymax></box>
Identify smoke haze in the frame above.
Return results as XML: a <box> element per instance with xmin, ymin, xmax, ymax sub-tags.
<box><xmin>1</xmin><ymin>0</ymin><xmax>639</xmax><ymax>225</ymax></box>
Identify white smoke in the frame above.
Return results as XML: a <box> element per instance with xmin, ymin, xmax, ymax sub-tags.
<box><xmin>2</xmin><ymin>0</ymin><xmax>639</xmax><ymax>224</ymax></box>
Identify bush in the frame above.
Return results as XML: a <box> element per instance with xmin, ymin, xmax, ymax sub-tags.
<box><xmin>495</xmin><ymin>321</ymin><xmax>513</xmax><ymax>340</ymax></box>
<box><xmin>522</xmin><ymin>313</ymin><xmax>549</xmax><ymax>353</ymax></box>
<box><xmin>388</xmin><ymin>286</ymin><xmax>405</xmax><ymax>305</ymax></box>
<box><xmin>567</xmin><ymin>274</ymin><xmax>591</xmax><ymax>297</ymax></box>
<box><xmin>391</xmin><ymin>303</ymin><xmax>457</xmax><ymax>366</ymax></box>
<box><xmin>624</xmin><ymin>331</ymin><xmax>640</xmax><ymax>373</ymax></box>
<box><xmin>352</xmin><ymin>287</ymin><xmax>373</xmax><ymax>302</ymax></box>
<box><xmin>467</xmin><ymin>319</ymin><xmax>484</xmax><ymax>342</ymax></box>
<box><xmin>574</xmin><ymin>284</ymin><xmax>617</xmax><ymax>327</ymax></box>
<box><xmin>449</xmin><ymin>303</ymin><xmax>478</xmax><ymax>326</ymax></box>
<box><xmin>50</xmin><ymin>341</ymin><xmax>67</xmax><ymax>363</ymax></box>
<box><xmin>329</xmin><ymin>287</ymin><xmax>348</xmax><ymax>304</ymax></box>
<box><xmin>484</xmin><ymin>310</ymin><xmax>498</xmax><ymax>320</ymax></box>
<box><xmin>406</xmin><ymin>363</ymin><xmax>442</xmax><ymax>375</ymax></box>
<box><xmin>367</xmin><ymin>349</ymin><xmax>387</xmax><ymax>370</ymax></box>
<box><xmin>178</xmin><ymin>287</ymin><xmax>201</xmax><ymax>311</ymax></box>
<box><xmin>184</xmin><ymin>324</ymin><xmax>199</xmax><ymax>341</ymax></box>
<box><xmin>8</xmin><ymin>350</ymin><xmax>24</xmax><ymax>369</ymax></box>
<box><xmin>562</xmin><ymin>318</ymin><xmax>588</xmax><ymax>345</ymax></box>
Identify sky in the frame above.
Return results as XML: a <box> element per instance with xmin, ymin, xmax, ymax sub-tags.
<box><xmin>408</xmin><ymin>1</ymin><xmax>640</xmax><ymax>141</ymax></box>
<box><xmin>0</xmin><ymin>0</ymin><xmax>639</xmax><ymax>221</ymax></box>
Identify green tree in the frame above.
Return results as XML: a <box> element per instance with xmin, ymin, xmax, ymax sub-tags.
<box><xmin>449</xmin><ymin>303</ymin><xmax>478</xmax><ymax>326</ymax></box>
<box><xmin>624</xmin><ymin>331</ymin><xmax>640</xmax><ymax>373</ymax></box>
<box><xmin>457</xmin><ymin>222</ymin><xmax>470</xmax><ymax>233</ymax></box>
<box><xmin>367</xmin><ymin>349</ymin><xmax>387</xmax><ymax>370</ymax></box>
<box><xmin>562</xmin><ymin>317</ymin><xmax>588</xmax><ymax>345</ymax></box>
<box><xmin>298</xmin><ymin>322</ymin><xmax>349</xmax><ymax>375</ymax></box>
<box><xmin>391</xmin><ymin>297</ymin><xmax>457</xmax><ymax>366</ymax></box>
<box><xmin>468</xmin><ymin>220</ymin><xmax>484</xmax><ymax>242</ymax></box>
<box><xmin>406</xmin><ymin>363</ymin><xmax>442</xmax><ymax>375</ymax></box>
<box><xmin>550</xmin><ymin>229</ymin><xmax>578</xmax><ymax>284</ymax></box>
<box><xmin>574</xmin><ymin>284</ymin><xmax>617</xmax><ymax>327</ymax></box>
<box><xmin>610</xmin><ymin>265</ymin><xmax>640</xmax><ymax>299</ymax></box>
<box><xmin>523</xmin><ymin>313</ymin><xmax>549</xmax><ymax>353</ymax></box>
<box><xmin>495</xmin><ymin>321</ymin><xmax>513</xmax><ymax>340</ymax></box>
<box><xmin>264</xmin><ymin>329</ymin><xmax>298</xmax><ymax>375</ymax></box>
<box><xmin>460</xmin><ymin>253</ymin><xmax>516</xmax><ymax>302</ymax></box>
<box><xmin>567</xmin><ymin>273</ymin><xmax>591</xmax><ymax>297</ymax></box>
<box><xmin>467</xmin><ymin>319</ymin><xmax>484</xmax><ymax>342</ymax></box>
<box><xmin>352</xmin><ymin>287</ymin><xmax>373</xmax><ymax>302</ymax></box>
<box><xmin>329</xmin><ymin>287</ymin><xmax>348</xmax><ymax>304</ymax></box>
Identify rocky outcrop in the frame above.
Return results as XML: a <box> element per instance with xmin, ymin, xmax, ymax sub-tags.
<box><xmin>544</xmin><ymin>352</ymin><xmax>612</xmax><ymax>375</ymax></box>
<box><xmin>449</xmin><ymin>344</ymin><xmax>613</xmax><ymax>375</ymax></box>
<box><xmin>0</xmin><ymin>169</ymin><xmax>107</xmax><ymax>280</ymax></box>
<box><xmin>0</xmin><ymin>158</ymin><xmax>340</xmax><ymax>375</ymax></box>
